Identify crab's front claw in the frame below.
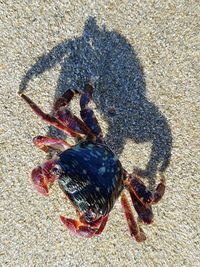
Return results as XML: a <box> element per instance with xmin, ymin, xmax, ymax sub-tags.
<box><xmin>31</xmin><ymin>158</ymin><xmax>58</xmax><ymax>196</ymax></box>
<box><xmin>60</xmin><ymin>216</ymin><xmax>96</xmax><ymax>238</ymax></box>
<box><xmin>60</xmin><ymin>215</ymin><xmax>108</xmax><ymax>238</ymax></box>
<box><xmin>31</xmin><ymin>166</ymin><xmax>49</xmax><ymax>196</ymax></box>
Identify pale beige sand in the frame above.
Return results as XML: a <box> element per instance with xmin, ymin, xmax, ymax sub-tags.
<box><xmin>1</xmin><ymin>1</ymin><xmax>199</xmax><ymax>266</ymax></box>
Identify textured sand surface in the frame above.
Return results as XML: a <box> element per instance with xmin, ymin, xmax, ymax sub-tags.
<box><xmin>1</xmin><ymin>1</ymin><xmax>199</xmax><ymax>266</ymax></box>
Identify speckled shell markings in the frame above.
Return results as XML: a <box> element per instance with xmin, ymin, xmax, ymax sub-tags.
<box><xmin>57</xmin><ymin>140</ymin><xmax>124</xmax><ymax>219</ymax></box>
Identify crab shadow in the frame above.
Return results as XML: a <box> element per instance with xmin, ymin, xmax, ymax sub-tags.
<box><xmin>20</xmin><ymin>17</ymin><xmax>172</xmax><ymax>188</ymax></box>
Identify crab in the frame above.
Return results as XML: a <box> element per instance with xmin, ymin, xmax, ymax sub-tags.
<box><xmin>18</xmin><ymin>83</ymin><xmax>165</xmax><ymax>241</ymax></box>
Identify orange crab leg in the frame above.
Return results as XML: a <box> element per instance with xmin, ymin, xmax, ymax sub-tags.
<box><xmin>128</xmin><ymin>176</ymin><xmax>153</xmax><ymax>204</ymax></box>
<box><xmin>121</xmin><ymin>193</ymin><xmax>146</xmax><ymax>242</ymax></box>
<box><xmin>53</xmin><ymin>88</ymin><xmax>93</xmax><ymax>137</ymax></box>
<box><xmin>55</xmin><ymin>108</ymin><xmax>92</xmax><ymax>136</ymax></box>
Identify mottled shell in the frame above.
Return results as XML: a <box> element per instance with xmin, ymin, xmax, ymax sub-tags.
<box><xmin>57</xmin><ymin>140</ymin><xmax>124</xmax><ymax>221</ymax></box>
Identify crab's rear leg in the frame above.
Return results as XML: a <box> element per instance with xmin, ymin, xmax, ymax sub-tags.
<box><xmin>60</xmin><ymin>215</ymin><xmax>109</xmax><ymax>238</ymax></box>
<box><xmin>129</xmin><ymin>191</ymin><xmax>154</xmax><ymax>224</ymax></box>
<box><xmin>152</xmin><ymin>172</ymin><xmax>166</xmax><ymax>204</ymax></box>
<box><xmin>80</xmin><ymin>83</ymin><xmax>103</xmax><ymax>143</ymax></box>
<box><xmin>121</xmin><ymin>193</ymin><xmax>146</xmax><ymax>242</ymax></box>
<box><xmin>128</xmin><ymin>172</ymin><xmax>166</xmax><ymax>205</ymax></box>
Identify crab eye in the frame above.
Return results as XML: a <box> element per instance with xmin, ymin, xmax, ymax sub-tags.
<box><xmin>51</xmin><ymin>164</ymin><xmax>63</xmax><ymax>176</ymax></box>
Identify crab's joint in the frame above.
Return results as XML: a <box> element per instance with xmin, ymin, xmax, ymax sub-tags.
<box><xmin>17</xmin><ymin>90</ymin><xmax>23</xmax><ymax>96</ymax></box>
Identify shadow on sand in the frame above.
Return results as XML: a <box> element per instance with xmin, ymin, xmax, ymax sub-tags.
<box><xmin>20</xmin><ymin>17</ymin><xmax>172</xmax><ymax>188</ymax></box>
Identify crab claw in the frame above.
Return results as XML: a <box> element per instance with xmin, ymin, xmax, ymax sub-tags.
<box><xmin>31</xmin><ymin>166</ymin><xmax>49</xmax><ymax>196</ymax></box>
<box><xmin>60</xmin><ymin>216</ymin><xmax>97</xmax><ymax>238</ymax></box>
<box><xmin>31</xmin><ymin>157</ymin><xmax>58</xmax><ymax>196</ymax></box>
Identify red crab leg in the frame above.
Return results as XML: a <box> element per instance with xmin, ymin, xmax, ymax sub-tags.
<box><xmin>53</xmin><ymin>89</ymin><xmax>80</xmax><ymax>112</ymax></box>
<box><xmin>128</xmin><ymin>172</ymin><xmax>166</xmax><ymax>205</ymax></box>
<box><xmin>128</xmin><ymin>175</ymin><xmax>152</xmax><ymax>204</ymax></box>
<box><xmin>121</xmin><ymin>193</ymin><xmax>146</xmax><ymax>242</ymax></box>
<box><xmin>18</xmin><ymin>92</ymin><xmax>81</xmax><ymax>138</ymax></box>
<box><xmin>31</xmin><ymin>156</ymin><xmax>58</xmax><ymax>196</ymax></box>
<box><xmin>60</xmin><ymin>215</ymin><xmax>108</xmax><ymax>238</ymax></box>
<box><xmin>95</xmin><ymin>215</ymin><xmax>109</xmax><ymax>235</ymax></box>
<box><xmin>152</xmin><ymin>172</ymin><xmax>166</xmax><ymax>204</ymax></box>
<box><xmin>129</xmin><ymin>191</ymin><xmax>154</xmax><ymax>224</ymax></box>
<box><xmin>80</xmin><ymin>83</ymin><xmax>104</xmax><ymax>142</ymax></box>
<box><xmin>53</xmin><ymin>88</ymin><xmax>95</xmax><ymax>137</ymax></box>
<box><xmin>55</xmin><ymin>108</ymin><xmax>93</xmax><ymax>136</ymax></box>
<box><xmin>33</xmin><ymin>135</ymin><xmax>71</xmax><ymax>153</ymax></box>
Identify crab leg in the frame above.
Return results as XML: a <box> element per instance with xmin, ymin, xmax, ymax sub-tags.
<box><xmin>53</xmin><ymin>89</ymin><xmax>79</xmax><ymax>112</ymax></box>
<box><xmin>18</xmin><ymin>92</ymin><xmax>81</xmax><ymax>138</ymax></box>
<box><xmin>55</xmin><ymin>108</ymin><xmax>92</xmax><ymax>136</ymax></box>
<box><xmin>95</xmin><ymin>215</ymin><xmax>109</xmax><ymax>235</ymax></box>
<box><xmin>129</xmin><ymin>191</ymin><xmax>153</xmax><ymax>224</ymax></box>
<box><xmin>60</xmin><ymin>215</ymin><xmax>109</xmax><ymax>238</ymax></box>
<box><xmin>151</xmin><ymin>172</ymin><xmax>166</xmax><ymax>204</ymax></box>
<box><xmin>53</xmin><ymin>88</ymin><xmax>94</xmax><ymax>137</ymax></box>
<box><xmin>80</xmin><ymin>83</ymin><xmax>103</xmax><ymax>142</ymax></box>
<box><xmin>121</xmin><ymin>193</ymin><xmax>146</xmax><ymax>242</ymax></box>
<box><xmin>128</xmin><ymin>172</ymin><xmax>166</xmax><ymax>205</ymax></box>
<box><xmin>33</xmin><ymin>135</ymin><xmax>71</xmax><ymax>153</ymax></box>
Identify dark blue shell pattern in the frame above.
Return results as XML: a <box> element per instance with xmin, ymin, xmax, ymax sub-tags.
<box><xmin>57</xmin><ymin>140</ymin><xmax>124</xmax><ymax>220</ymax></box>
